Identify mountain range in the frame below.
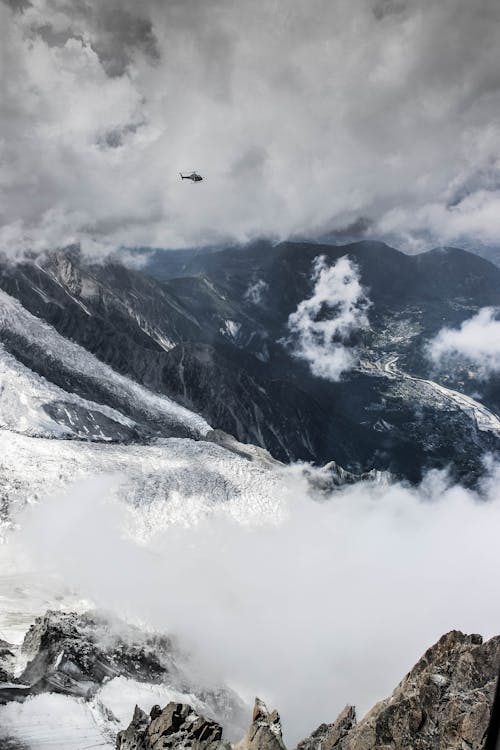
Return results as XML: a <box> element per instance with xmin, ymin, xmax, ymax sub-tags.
<box><xmin>0</xmin><ymin>240</ymin><xmax>499</xmax><ymax>484</ymax></box>
<box><xmin>0</xmin><ymin>239</ymin><xmax>499</xmax><ymax>749</ymax></box>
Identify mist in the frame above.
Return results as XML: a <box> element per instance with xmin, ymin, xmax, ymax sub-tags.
<box><xmin>11</xmin><ymin>460</ymin><xmax>500</xmax><ymax>744</ymax></box>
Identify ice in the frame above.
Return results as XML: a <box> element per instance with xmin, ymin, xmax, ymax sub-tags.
<box><xmin>0</xmin><ymin>289</ymin><xmax>211</xmax><ymax>437</ymax></box>
<box><xmin>96</xmin><ymin>676</ymin><xmax>206</xmax><ymax>727</ymax></box>
<box><xmin>0</xmin><ymin>693</ymin><xmax>114</xmax><ymax>749</ymax></box>
<box><xmin>0</xmin><ymin>345</ymin><xmax>135</xmax><ymax>439</ymax></box>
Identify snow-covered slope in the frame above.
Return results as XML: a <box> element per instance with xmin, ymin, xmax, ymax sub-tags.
<box><xmin>0</xmin><ymin>344</ymin><xmax>138</xmax><ymax>439</ymax></box>
<box><xmin>0</xmin><ymin>289</ymin><xmax>210</xmax><ymax>439</ymax></box>
<box><xmin>0</xmin><ymin>282</ymin><xmax>287</xmax><ymax>748</ymax></box>
<box><xmin>0</xmin><ymin>693</ymin><xmax>115</xmax><ymax>750</ymax></box>
<box><xmin>0</xmin><ymin>431</ymin><xmax>286</xmax><ymax>533</ymax></box>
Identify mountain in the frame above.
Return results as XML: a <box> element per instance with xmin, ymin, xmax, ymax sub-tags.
<box><xmin>0</xmin><ymin>610</ymin><xmax>248</xmax><ymax>749</ymax></box>
<box><xmin>114</xmin><ymin>629</ymin><xmax>500</xmax><ymax>750</ymax></box>
<box><xmin>1</xmin><ymin>609</ymin><xmax>498</xmax><ymax>750</ymax></box>
<box><xmin>0</xmin><ymin>240</ymin><xmax>499</xmax><ymax>483</ymax></box>
<box><xmin>0</xmin><ymin>240</ymin><xmax>499</xmax><ymax>749</ymax></box>
<box><xmin>297</xmin><ymin>630</ymin><xmax>500</xmax><ymax>750</ymax></box>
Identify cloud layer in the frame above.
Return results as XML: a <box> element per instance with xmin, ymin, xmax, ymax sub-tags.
<box><xmin>1</xmin><ymin>0</ymin><xmax>500</xmax><ymax>254</ymax></box>
<box><xmin>286</xmin><ymin>255</ymin><xmax>370</xmax><ymax>380</ymax></box>
<box><xmin>13</xmin><ymin>460</ymin><xmax>500</xmax><ymax>744</ymax></box>
<box><xmin>429</xmin><ymin>307</ymin><xmax>500</xmax><ymax>375</ymax></box>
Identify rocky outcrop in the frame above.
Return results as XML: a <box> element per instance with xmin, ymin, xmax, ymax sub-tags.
<box><xmin>120</xmin><ymin>631</ymin><xmax>500</xmax><ymax>750</ymax></box>
<box><xmin>0</xmin><ymin>638</ymin><xmax>15</xmax><ymax>682</ymax></box>
<box><xmin>296</xmin><ymin>705</ymin><xmax>356</xmax><ymax>750</ymax></box>
<box><xmin>234</xmin><ymin>698</ymin><xmax>286</xmax><ymax>750</ymax></box>
<box><xmin>117</xmin><ymin>698</ymin><xmax>287</xmax><ymax>750</ymax></box>
<box><xmin>116</xmin><ymin>701</ymin><xmax>231</xmax><ymax>750</ymax></box>
<box><xmin>17</xmin><ymin>610</ymin><xmax>177</xmax><ymax>700</ymax></box>
<box><xmin>297</xmin><ymin>630</ymin><xmax>500</xmax><ymax>750</ymax></box>
<box><xmin>0</xmin><ymin>610</ymin><xmax>247</xmax><ymax>737</ymax></box>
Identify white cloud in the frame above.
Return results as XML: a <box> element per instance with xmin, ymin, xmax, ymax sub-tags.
<box><xmin>1</xmin><ymin>0</ymin><xmax>500</xmax><ymax>253</ymax></box>
<box><xmin>428</xmin><ymin>307</ymin><xmax>500</xmax><ymax>375</ymax></box>
<box><xmin>10</xmin><ymin>460</ymin><xmax>500</xmax><ymax>745</ymax></box>
<box><xmin>244</xmin><ymin>279</ymin><xmax>268</xmax><ymax>305</ymax></box>
<box><xmin>285</xmin><ymin>255</ymin><xmax>370</xmax><ymax>380</ymax></box>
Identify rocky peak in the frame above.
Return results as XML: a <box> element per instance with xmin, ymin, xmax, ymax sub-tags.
<box><xmin>296</xmin><ymin>705</ymin><xmax>356</xmax><ymax>750</ymax></box>
<box><xmin>116</xmin><ymin>700</ymin><xmax>230</xmax><ymax>750</ymax></box>
<box><xmin>234</xmin><ymin>698</ymin><xmax>286</xmax><ymax>750</ymax></box>
<box><xmin>297</xmin><ymin>630</ymin><xmax>500</xmax><ymax>750</ymax></box>
<box><xmin>0</xmin><ymin>609</ymin><xmax>247</xmax><ymax>740</ymax></box>
<box><xmin>118</xmin><ymin>630</ymin><xmax>500</xmax><ymax>750</ymax></box>
<box><xmin>18</xmin><ymin>610</ymin><xmax>176</xmax><ymax>699</ymax></box>
<box><xmin>117</xmin><ymin>698</ymin><xmax>286</xmax><ymax>750</ymax></box>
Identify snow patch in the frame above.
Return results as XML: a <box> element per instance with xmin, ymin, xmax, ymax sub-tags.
<box><xmin>220</xmin><ymin>320</ymin><xmax>242</xmax><ymax>339</ymax></box>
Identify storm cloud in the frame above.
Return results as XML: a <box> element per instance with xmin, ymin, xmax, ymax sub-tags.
<box><xmin>1</xmin><ymin>0</ymin><xmax>500</xmax><ymax>254</ymax></box>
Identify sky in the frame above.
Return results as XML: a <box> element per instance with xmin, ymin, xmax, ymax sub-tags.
<box><xmin>1</xmin><ymin>0</ymin><xmax>500</xmax><ymax>255</ymax></box>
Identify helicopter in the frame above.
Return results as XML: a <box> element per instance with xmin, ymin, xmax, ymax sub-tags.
<box><xmin>180</xmin><ymin>172</ymin><xmax>203</xmax><ymax>182</ymax></box>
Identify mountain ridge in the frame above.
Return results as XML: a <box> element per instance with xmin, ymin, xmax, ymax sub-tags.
<box><xmin>0</xmin><ymin>240</ymin><xmax>498</xmax><ymax>482</ymax></box>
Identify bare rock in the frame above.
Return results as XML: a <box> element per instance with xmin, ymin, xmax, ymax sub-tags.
<box><xmin>19</xmin><ymin>610</ymin><xmax>177</xmax><ymax>700</ymax></box>
<box><xmin>116</xmin><ymin>701</ymin><xmax>230</xmax><ymax>750</ymax></box>
<box><xmin>117</xmin><ymin>631</ymin><xmax>500</xmax><ymax>750</ymax></box>
<box><xmin>116</xmin><ymin>705</ymin><xmax>150</xmax><ymax>750</ymax></box>
<box><xmin>298</xmin><ymin>631</ymin><xmax>500</xmax><ymax>750</ymax></box>
<box><xmin>234</xmin><ymin>698</ymin><xmax>286</xmax><ymax>750</ymax></box>
<box><xmin>296</xmin><ymin>705</ymin><xmax>357</xmax><ymax>750</ymax></box>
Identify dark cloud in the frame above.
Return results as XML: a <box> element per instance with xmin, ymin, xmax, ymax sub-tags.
<box><xmin>1</xmin><ymin>0</ymin><xmax>500</xmax><ymax>254</ymax></box>
<box><xmin>88</xmin><ymin>7</ymin><xmax>160</xmax><ymax>77</ymax></box>
<box><xmin>1</xmin><ymin>0</ymin><xmax>32</xmax><ymax>11</ymax></box>
<box><xmin>23</xmin><ymin>1</ymin><xmax>160</xmax><ymax>75</ymax></box>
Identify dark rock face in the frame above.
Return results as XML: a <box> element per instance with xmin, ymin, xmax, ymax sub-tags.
<box><xmin>17</xmin><ymin>610</ymin><xmax>177</xmax><ymax>699</ymax></box>
<box><xmin>117</xmin><ymin>698</ymin><xmax>284</xmax><ymax>750</ymax></box>
<box><xmin>0</xmin><ymin>638</ymin><xmax>15</xmax><ymax>682</ymax></box>
<box><xmin>116</xmin><ymin>701</ymin><xmax>230</xmax><ymax>750</ymax></box>
<box><xmin>0</xmin><ymin>610</ymin><xmax>246</xmax><ymax>736</ymax></box>
<box><xmin>297</xmin><ymin>631</ymin><xmax>500</xmax><ymax>750</ymax></box>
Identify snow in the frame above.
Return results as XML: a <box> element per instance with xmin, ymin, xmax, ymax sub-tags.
<box><xmin>0</xmin><ymin>289</ymin><xmax>211</xmax><ymax>437</ymax></box>
<box><xmin>0</xmin><ymin>427</ymin><xmax>288</xmax><ymax>647</ymax></box>
<box><xmin>244</xmin><ymin>280</ymin><xmax>268</xmax><ymax>305</ymax></box>
<box><xmin>0</xmin><ymin>432</ymin><xmax>286</xmax><ymax>534</ymax></box>
<box><xmin>96</xmin><ymin>676</ymin><xmax>206</xmax><ymax>727</ymax></box>
<box><xmin>220</xmin><ymin>320</ymin><xmax>241</xmax><ymax>339</ymax></box>
<box><xmin>0</xmin><ymin>345</ymin><xmax>136</xmax><ymax>439</ymax></box>
<box><xmin>0</xmin><ymin>693</ymin><xmax>114</xmax><ymax>750</ymax></box>
<box><xmin>0</xmin><ymin>290</ymin><xmax>291</xmax><ymax>748</ymax></box>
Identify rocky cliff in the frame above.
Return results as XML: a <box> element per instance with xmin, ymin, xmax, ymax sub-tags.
<box><xmin>118</xmin><ymin>631</ymin><xmax>500</xmax><ymax>750</ymax></box>
<box><xmin>298</xmin><ymin>630</ymin><xmax>500</xmax><ymax>750</ymax></box>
